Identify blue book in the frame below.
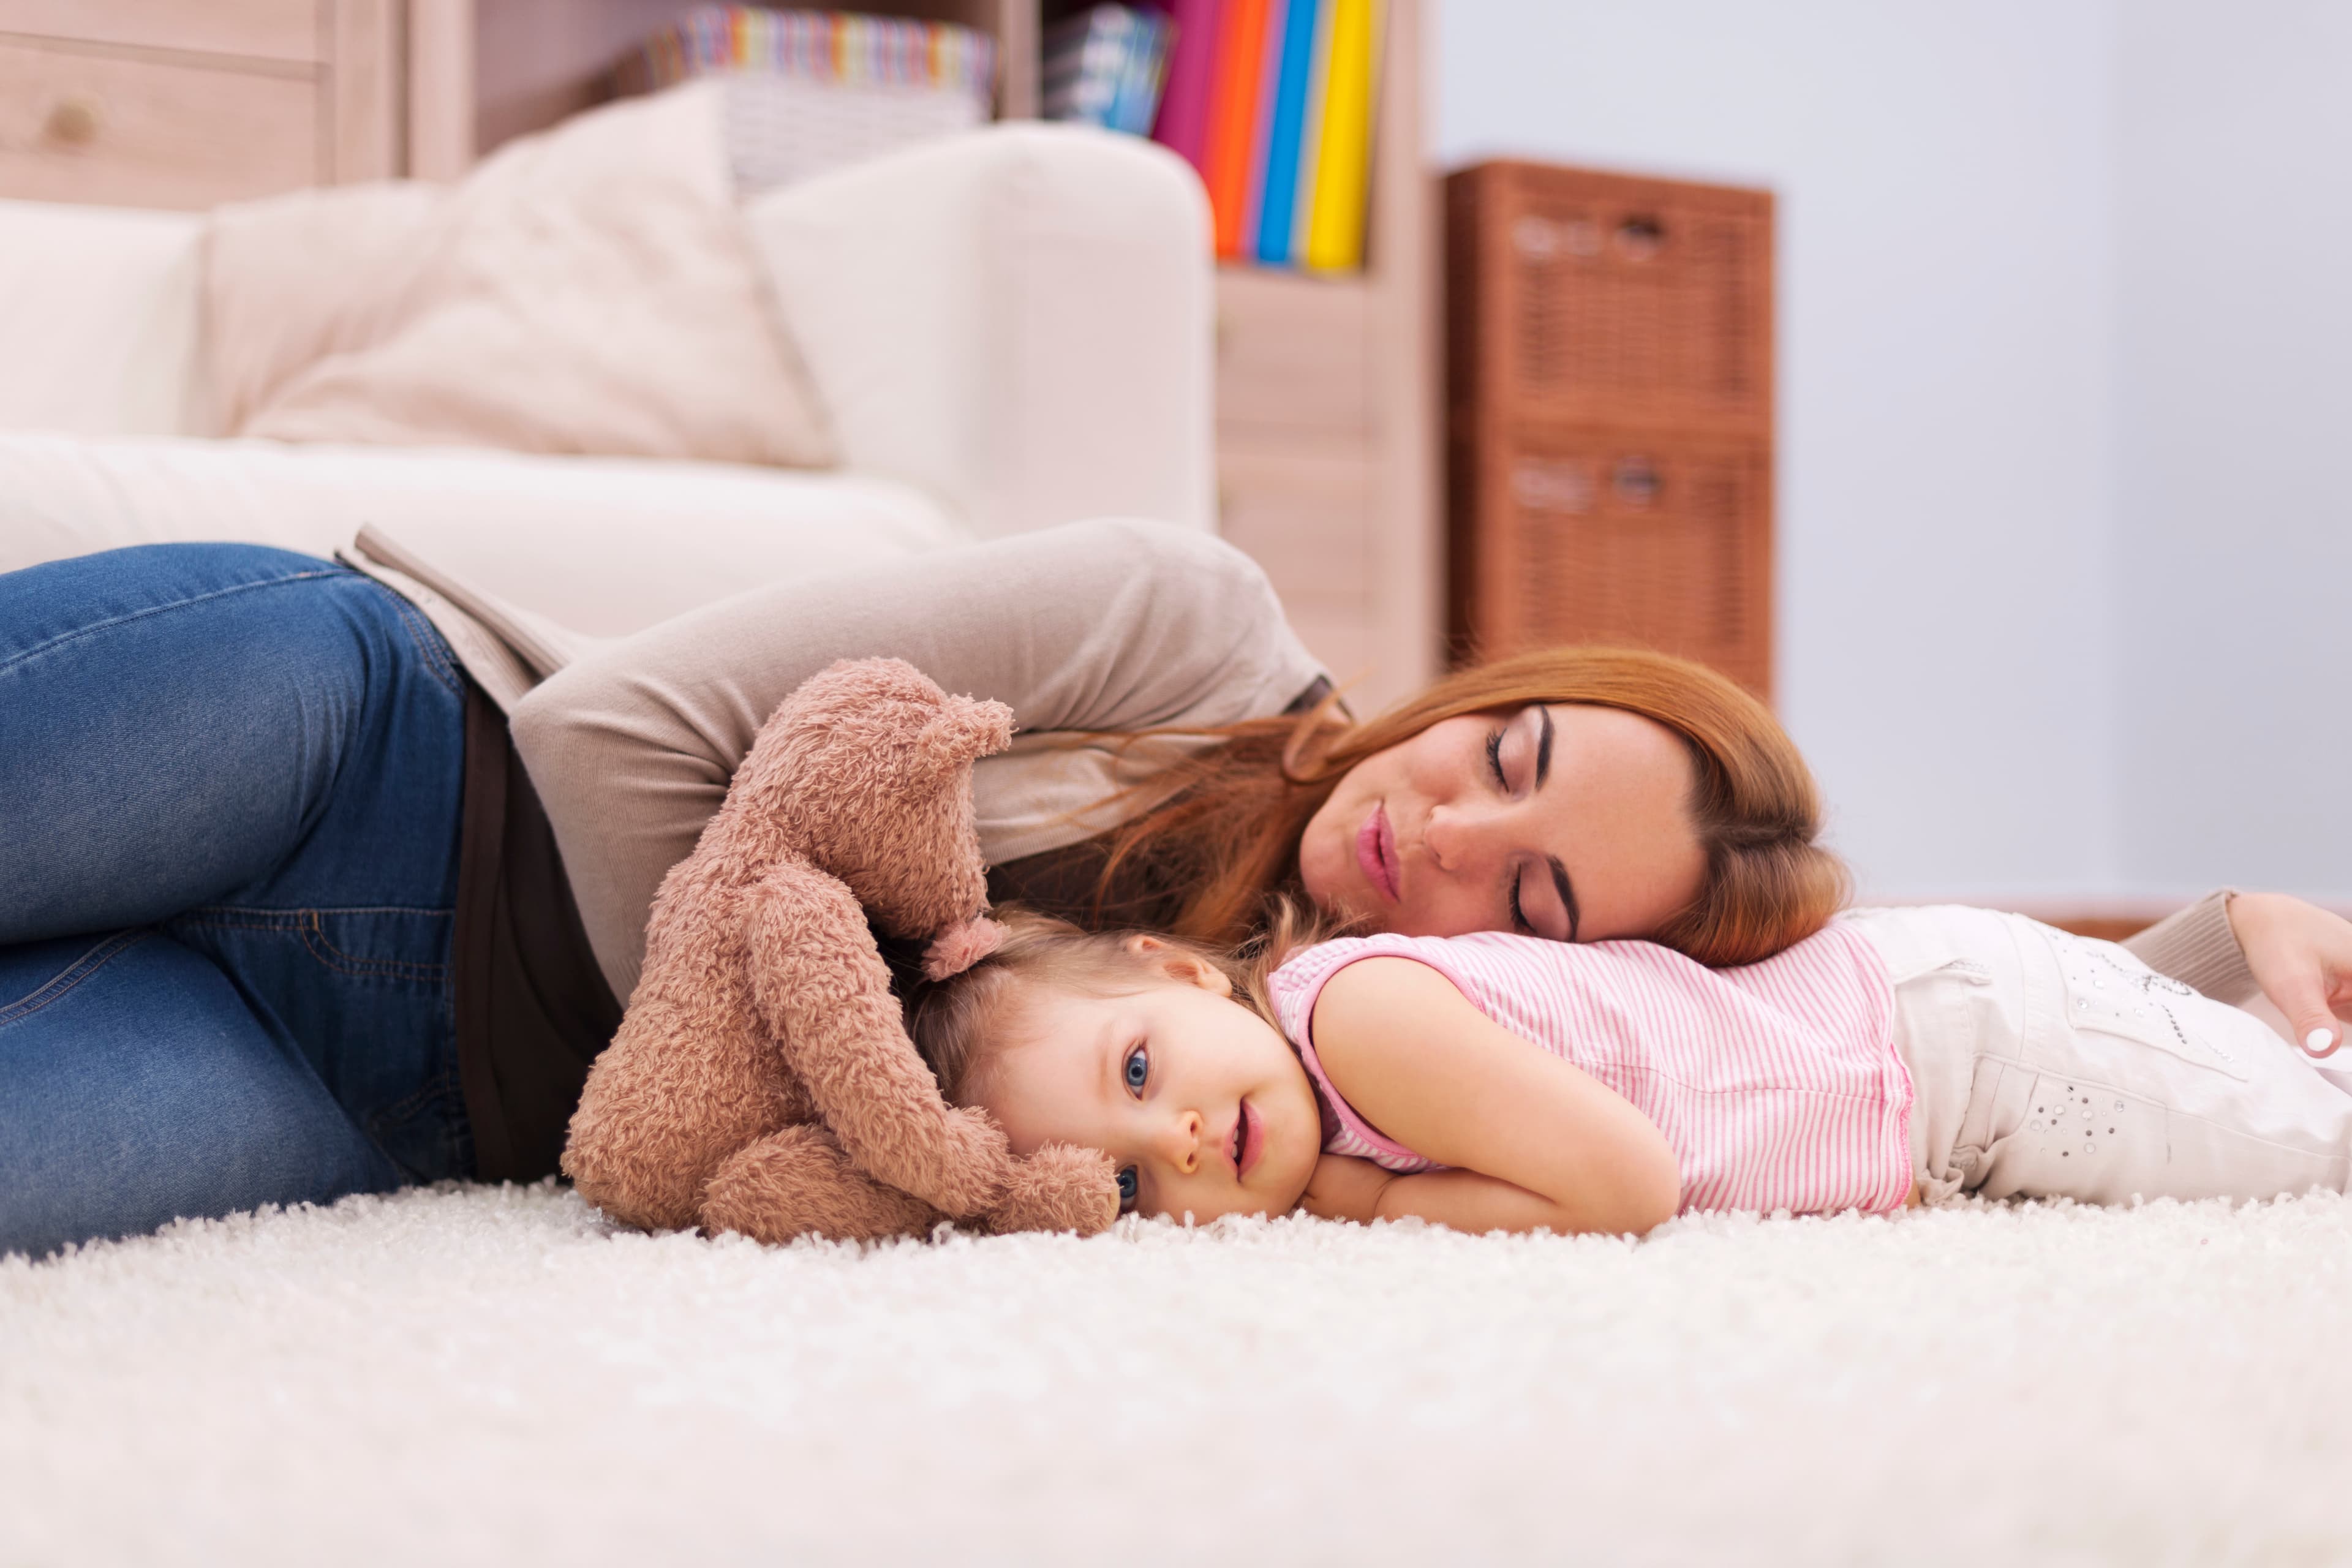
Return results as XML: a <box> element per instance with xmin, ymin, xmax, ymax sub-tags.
<box><xmin>1251</xmin><ymin>0</ymin><xmax>1322</xmax><ymax>264</ymax></box>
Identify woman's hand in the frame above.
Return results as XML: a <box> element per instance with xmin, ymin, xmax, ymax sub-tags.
<box><xmin>1300</xmin><ymin>1153</ymin><xmax>1395</xmax><ymax>1223</ymax></box>
<box><xmin>2228</xmin><ymin>892</ymin><xmax>2352</xmax><ymax>1057</ymax></box>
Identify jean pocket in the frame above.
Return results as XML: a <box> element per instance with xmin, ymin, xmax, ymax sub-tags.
<box><xmin>2043</xmin><ymin>927</ymin><xmax>2251</xmax><ymax>1082</ymax></box>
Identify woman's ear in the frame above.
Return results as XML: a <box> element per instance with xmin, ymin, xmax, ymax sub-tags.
<box><xmin>1121</xmin><ymin>933</ymin><xmax>1233</xmax><ymax>996</ymax></box>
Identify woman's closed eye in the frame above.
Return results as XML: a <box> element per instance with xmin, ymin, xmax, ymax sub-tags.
<box><xmin>1485</xmin><ymin>709</ymin><xmax>1578</xmax><ymax>943</ymax></box>
<box><xmin>1485</xmin><ymin>725</ymin><xmax>1517</xmax><ymax>795</ymax></box>
<box><xmin>1486</xmin><ymin>705</ymin><xmax>1554</xmax><ymax>799</ymax></box>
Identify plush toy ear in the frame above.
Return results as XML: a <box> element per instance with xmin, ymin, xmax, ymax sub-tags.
<box><xmin>923</xmin><ymin>916</ymin><xmax>1009</xmax><ymax>981</ymax></box>
<box><xmin>915</xmin><ymin>696</ymin><xmax>1015</xmax><ymax>785</ymax></box>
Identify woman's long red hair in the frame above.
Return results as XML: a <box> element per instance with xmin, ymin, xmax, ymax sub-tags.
<box><xmin>1080</xmin><ymin>646</ymin><xmax>1846</xmax><ymax>966</ymax></box>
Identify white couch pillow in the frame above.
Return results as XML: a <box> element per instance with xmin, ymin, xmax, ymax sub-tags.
<box><xmin>203</xmin><ymin>85</ymin><xmax>836</xmax><ymax>470</ymax></box>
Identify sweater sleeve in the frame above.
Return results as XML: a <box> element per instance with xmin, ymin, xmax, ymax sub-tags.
<box><xmin>2120</xmin><ymin>888</ymin><xmax>2256</xmax><ymax>1004</ymax></box>
<box><xmin>510</xmin><ymin>518</ymin><xmax>1327</xmax><ymax>1001</ymax></box>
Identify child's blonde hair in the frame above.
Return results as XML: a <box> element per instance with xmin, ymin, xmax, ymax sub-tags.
<box><xmin>907</xmin><ymin>906</ymin><xmax>1259</xmax><ymax>1104</ymax></box>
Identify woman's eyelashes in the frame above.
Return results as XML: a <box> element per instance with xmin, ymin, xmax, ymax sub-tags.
<box><xmin>1507</xmin><ymin>870</ymin><xmax>1534</xmax><ymax>936</ymax></box>
<box><xmin>1488</xmin><ymin>724</ymin><xmax>1534</xmax><ymax>932</ymax></box>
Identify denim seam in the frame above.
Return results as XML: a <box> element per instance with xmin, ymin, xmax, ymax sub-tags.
<box><xmin>368</xmin><ymin>1060</ymin><xmax>468</xmax><ymax>1140</ymax></box>
<box><xmin>0</xmin><ymin>567</ymin><xmax>347</xmax><ymax>682</ymax></box>
<box><xmin>174</xmin><ymin>907</ymin><xmax>451</xmax><ymax>982</ymax></box>
<box><xmin>371</xmin><ymin>581</ymin><xmax>465</xmax><ymax>699</ymax></box>
<box><xmin>0</xmin><ymin>930</ymin><xmax>148</xmax><ymax>1025</ymax></box>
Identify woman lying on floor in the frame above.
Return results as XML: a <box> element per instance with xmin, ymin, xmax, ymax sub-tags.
<box><xmin>3</xmin><ymin>519</ymin><xmax>2346</xmax><ymax>1254</ymax></box>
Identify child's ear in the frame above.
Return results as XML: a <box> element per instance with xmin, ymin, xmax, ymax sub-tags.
<box><xmin>1121</xmin><ymin>933</ymin><xmax>1233</xmax><ymax>997</ymax></box>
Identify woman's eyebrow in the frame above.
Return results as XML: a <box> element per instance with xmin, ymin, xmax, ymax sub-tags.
<box><xmin>1534</xmin><ymin>705</ymin><xmax>1555</xmax><ymax>790</ymax></box>
<box><xmin>1547</xmin><ymin>854</ymin><xmax>1580</xmax><ymax>943</ymax></box>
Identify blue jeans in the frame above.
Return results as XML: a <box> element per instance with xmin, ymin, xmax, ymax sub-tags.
<box><xmin>0</xmin><ymin>544</ymin><xmax>474</xmax><ymax>1258</ymax></box>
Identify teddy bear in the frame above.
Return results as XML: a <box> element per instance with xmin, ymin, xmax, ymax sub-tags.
<box><xmin>560</xmin><ymin>657</ymin><xmax>1120</xmax><ymax>1243</ymax></box>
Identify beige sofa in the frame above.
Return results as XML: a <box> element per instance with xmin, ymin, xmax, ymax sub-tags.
<box><xmin>0</xmin><ymin>123</ymin><xmax>1213</xmax><ymax>636</ymax></box>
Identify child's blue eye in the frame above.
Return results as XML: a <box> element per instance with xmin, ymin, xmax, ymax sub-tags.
<box><xmin>1122</xmin><ymin>1044</ymin><xmax>1149</xmax><ymax>1094</ymax></box>
<box><xmin>1116</xmin><ymin>1166</ymin><xmax>1139</xmax><ymax>1213</ymax></box>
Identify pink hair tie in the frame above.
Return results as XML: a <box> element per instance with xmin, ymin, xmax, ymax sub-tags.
<box><xmin>922</xmin><ymin>916</ymin><xmax>1009</xmax><ymax>981</ymax></box>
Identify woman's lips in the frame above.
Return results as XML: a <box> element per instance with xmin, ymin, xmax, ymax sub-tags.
<box><xmin>1354</xmin><ymin>804</ymin><xmax>1400</xmax><ymax>903</ymax></box>
<box><xmin>1235</xmin><ymin>1098</ymin><xmax>1265</xmax><ymax>1178</ymax></box>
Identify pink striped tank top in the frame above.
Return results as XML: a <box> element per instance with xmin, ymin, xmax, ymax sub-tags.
<box><xmin>1264</xmin><ymin>922</ymin><xmax>1913</xmax><ymax>1216</ymax></box>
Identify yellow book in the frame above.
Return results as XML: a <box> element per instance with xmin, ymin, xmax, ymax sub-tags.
<box><xmin>1302</xmin><ymin>0</ymin><xmax>1381</xmax><ymax>273</ymax></box>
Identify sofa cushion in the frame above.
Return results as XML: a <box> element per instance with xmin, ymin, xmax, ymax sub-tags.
<box><xmin>0</xmin><ymin>202</ymin><xmax>203</xmax><ymax>439</ymax></box>
<box><xmin>203</xmin><ymin>85</ymin><xmax>836</xmax><ymax>471</ymax></box>
<box><xmin>0</xmin><ymin>435</ymin><xmax>965</xmax><ymax>636</ymax></box>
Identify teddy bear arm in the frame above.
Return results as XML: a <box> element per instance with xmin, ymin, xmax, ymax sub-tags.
<box><xmin>745</xmin><ymin>861</ymin><xmax>1017</xmax><ymax>1217</ymax></box>
<box><xmin>983</xmin><ymin>1142</ymin><xmax>1123</xmax><ymax>1237</ymax></box>
<box><xmin>701</xmin><ymin>1124</ymin><xmax>941</xmax><ymax>1243</ymax></box>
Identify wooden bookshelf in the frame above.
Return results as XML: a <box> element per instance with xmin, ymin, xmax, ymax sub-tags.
<box><xmin>410</xmin><ymin>0</ymin><xmax>1441</xmax><ymax>714</ymax></box>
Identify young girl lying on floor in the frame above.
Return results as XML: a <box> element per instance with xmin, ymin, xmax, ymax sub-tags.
<box><xmin>908</xmin><ymin>896</ymin><xmax>2352</xmax><ymax>1234</ymax></box>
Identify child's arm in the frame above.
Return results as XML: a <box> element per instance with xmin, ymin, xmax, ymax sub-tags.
<box><xmin>1302</xmin><ymin>956</ymin><xmax>1681</xmax><ymax>1237</ymax></box>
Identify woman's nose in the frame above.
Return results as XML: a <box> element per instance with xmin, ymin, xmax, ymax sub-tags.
<box><xmin>1156</xmin><ymin>1110</ymin><xmax>1202</xmax><ymax>1175</ymax></box>
<box><xmin>1422</xmin><ymin>805</ymin><xmax>1486</xmax><ymax>876</ymax></box>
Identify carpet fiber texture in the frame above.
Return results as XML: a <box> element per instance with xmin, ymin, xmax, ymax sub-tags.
<box><xmin>7</xmin><ymin>1183</ymin><xmax>2352</xmax><ymax>1566</ymax></box>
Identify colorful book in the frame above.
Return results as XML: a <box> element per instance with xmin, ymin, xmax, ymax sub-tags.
<box><xmin>1236</xmin><ymin>0</ymin><xmax>1288</xmax><ymax>256</ymax></box>
<box><xmin>1302</xmin><ymin>0</ymin><xmax>1381</xmax><ymax>272</ymax></box>
<box><xmin>1251</xmin><ymin>0</ymin><xmax>1322</xmax><ymax>263</ymax></box>
<box><xmin>1286</xmin><ymin>0</ymin><xmax>1336</xmax><ymax>262</ymax></box>
<box><xmin>623</xmin><ymin>6</ymin><xmax>995</xmax><ymax>97</ymax></box>
<box><xmin>1113</xmin><ymin>12</ymin><xmax>1173</xmax><ymax>134</ymax></box>
<box><xmin>1201</xmin><ymin>0</ymin><xmax>1272</xmax><ymax>257</ymax></box>
<box><xmin>1041</xmin><ymin>6</ymin><xmax>1171</xmax><ymax>134</ymax></box>
<box><xmin>1149</xmin><ymin>0</ymin><xmax>1222</xmax><ymax>172</ymax></box>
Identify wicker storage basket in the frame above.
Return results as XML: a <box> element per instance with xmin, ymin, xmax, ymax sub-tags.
<box><xmin>1447</xmin><ymin>162</ymin><xmax>1771</xmax><ymax>439</ymax></box>
<box><xmin>1448</xmin><ymin>431</ymin><xmax>1771</xmax><ymax>697</ymax></box>
<box><xmin>1446</xmin><ymin>161</ymin><xmax>1774</xmax><ymax>696</ymax></box>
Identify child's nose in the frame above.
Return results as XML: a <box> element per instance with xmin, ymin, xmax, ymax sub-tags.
<box><xmin>1156</xmin><ymin>1110</ymin><xmax>1202</xmax><ymax>1175</ymax></box>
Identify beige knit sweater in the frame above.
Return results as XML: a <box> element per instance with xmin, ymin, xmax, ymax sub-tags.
<box><xmin>350</xmin><ymin>521</ymin><xmax>2256</xmax><ymax>1011</ymax></box>
<box><xmin>503</xmin><ymin>519</ymin><xmax>1325</xmax><ymax>1000</ymax></box>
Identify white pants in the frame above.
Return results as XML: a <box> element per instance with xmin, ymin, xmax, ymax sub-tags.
<box><xmin>1845</xmin><ymin>905</ymin><xmax>2352</xmax><ymax>1207</ymax></box>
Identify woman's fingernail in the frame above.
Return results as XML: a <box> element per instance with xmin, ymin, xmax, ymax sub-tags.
<box><xmin>2307</xmin><ymin>1028</ymin><xmax>2336</xmax><ymax>1055</ymax></box>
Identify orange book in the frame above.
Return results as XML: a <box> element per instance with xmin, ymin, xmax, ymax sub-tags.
<box><xmin>1201</xmin><ymin>0</ymin><xmax>1273</xmax><ymax>257</ymax></box>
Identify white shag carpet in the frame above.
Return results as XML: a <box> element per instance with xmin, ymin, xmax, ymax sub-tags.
<box><xmin>7</xmin><ymin>1186</ymin><xmax>2352</xmax><ymax>1567</ymax></box>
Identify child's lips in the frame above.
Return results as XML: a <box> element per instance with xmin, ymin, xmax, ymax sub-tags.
<box><xmin>1234</xmin><ymin>1098</ymin><xmax>1265</xmax><ymax>1178</ymax></box>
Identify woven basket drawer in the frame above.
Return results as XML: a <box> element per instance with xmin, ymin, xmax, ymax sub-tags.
<box><xmin>1450</xmin><ymin>429</ymin><xmax>1772</xmax><ymax>698</ymax></box>
<box><xmin>1448</xmin><ymin>162</ymin><xmax>1771</xmax><ymax>439</ymax></box>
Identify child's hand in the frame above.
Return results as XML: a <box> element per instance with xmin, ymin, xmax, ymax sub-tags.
<box><xmin>1300</xmin><ymin>1153</ymin><xmax>1394</xmax><ymax>1223</ymax></box>
<box><xmin>2229</xmin><ymin>892</ymin><xmax>2352</xmax><ymax>1057</ymax></box>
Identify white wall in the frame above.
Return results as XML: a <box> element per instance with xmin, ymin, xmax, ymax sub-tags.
<box><xmin>1430</xmin><ymin>0</ymin><xmax>2135</xmax><ymax>902</ymax></box>
<box><xmin>2112</xmin><ymin>1</ymin><xmax>2352</xmax><ymax>900</ymax></box>
<box><xmin>1439</xmin><ymin>1</ymin><xmax>2352</xmax><ymax>905</ymax></box>
<box><xmin>1436</xmin><ymin>0</ymin><xmax>2125</xmax><ymax>903</ymax></box>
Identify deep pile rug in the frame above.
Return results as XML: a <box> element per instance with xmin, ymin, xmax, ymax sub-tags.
<box><xmin>7</xmin><ymin>1183</ymin><xmax>2352</xmax><ymax>1566</ymax></box>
